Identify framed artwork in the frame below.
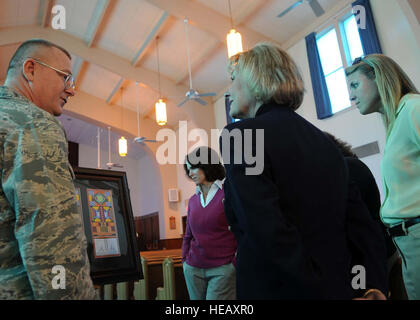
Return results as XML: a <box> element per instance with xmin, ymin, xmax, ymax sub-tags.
<box><xmin>73</xmin><ymin>167</ymin><xmax>142</xmax><ymax>285</ymax></box>
<box><xmin>169</xmin><ymin>216</ymin><xmax>176</xmax><ymax>230</ymax></box>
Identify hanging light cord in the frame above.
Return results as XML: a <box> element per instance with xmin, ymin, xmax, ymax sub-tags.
<box><xmin>156</xmin><ymin>37</ymin><xmax>161</xmax><ymax>98</ymax></box>
<box><xmin>228</xmin><ymin>0</ymin><xmax>234</xmax><ymax>29</ymax></box>
<box><xmin>136</xmin><ymin>82</ymin><xmax>140</xmax><ymax>137</ymax></box>
<box><xmin>121</xmin><ymin>87</ymin><xmax>124</xmax><ymax>129</ymax></box>
<box><xmin>184</xmin><ymin>19</ymin><xmax>193</xmax><ymax>90</ymax></box>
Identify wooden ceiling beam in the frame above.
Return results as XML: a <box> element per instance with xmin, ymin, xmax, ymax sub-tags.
<box><xmin>106</xmin><ymin>77</ymin><xmax>125</xmax><ymax>104</ymax></box>
<box><xmin>0</xmin><ymin>26</ymin><xmax>188</xmax><ymax>104</ymax></box>
<box><xmin>84</xmin><ymin>0</ymin><xmax>113</xmax><ymax>47</ymax></box>
<box><xmin>131</xmin><ymin>11</ymin><xmax>170</xmax><ymax>67</ymax></box>
<box><xmin>37</xmin><ymin>0</ymin><xmax>56</xmax><ymax>28</ymax></box>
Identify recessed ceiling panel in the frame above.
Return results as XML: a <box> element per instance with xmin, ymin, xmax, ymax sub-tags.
<box><xmin>96</xmin><ymin>0</ymin><xmax>166</xmax><ymax>61</ymax></box>
<box><xmin>186</xmin><ymin>48</ymin><xmax>230</xmax><ymax>98</ymax></box>
<box><xmin>118</xmin><ymin>80</ymin><xmax>160</xmax><ymax>116</ymax></box>
<box><xmin>0</xmin><ymin>0</ymin><xmax>40</xmax><ymax>28</ymax></box>
<box><xmin>246</xmin><ymin>0</ymin><xmax>339</xmax><ymax>44</ymax></box>
<box><xmin>77</xmin><ymin>63</ymin><xmax>123</xmax><ymax>102</ymax></box>
<box><xmin>140</xmin><ymin>19</ymin><xmax>219</xmax><ymax>82</ymax></box>
<box><xmin>56</xmin><ymin>0</ymin><xmax>98</xmax><ymax>39</ymax></box>
<box><xmin>195</xmin><ymin>0</ymin><xmax>251</xmax><ymax>23</ymax></box>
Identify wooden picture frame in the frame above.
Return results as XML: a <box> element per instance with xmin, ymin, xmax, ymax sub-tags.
<box><xmin>73</xmin><ymin>167</ymin><xmax>142</xmax><ymax>285</ymax></box>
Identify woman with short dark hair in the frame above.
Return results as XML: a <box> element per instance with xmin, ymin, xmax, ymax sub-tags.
<box><xmin>182</xmin><ymin>147</ymin><xmax>237</xmax><ymax>300</ymax></box>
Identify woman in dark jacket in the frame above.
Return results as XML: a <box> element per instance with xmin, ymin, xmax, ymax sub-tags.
<box><xmin>220</xmin><ymin>43</ymin><xmax>385</xmax><ymax>299</ymax></box>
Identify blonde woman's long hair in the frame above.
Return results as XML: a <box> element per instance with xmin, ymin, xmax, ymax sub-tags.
<box><xmin>345</xmin><ymin>54</ymin><xmax>418</xmax><ymax>134</ymax></box>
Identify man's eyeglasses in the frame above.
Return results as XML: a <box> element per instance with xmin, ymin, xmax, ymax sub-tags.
<box><xmin>30</xmin><ymin>58</ymin><xmax>75</xmax><ymax>90</ymax></box>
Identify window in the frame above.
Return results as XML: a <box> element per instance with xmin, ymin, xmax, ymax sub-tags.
<box><xmin>316</xmin><ymin>14</ymin><xmax>364</xmax><ymax>114</ymax></box>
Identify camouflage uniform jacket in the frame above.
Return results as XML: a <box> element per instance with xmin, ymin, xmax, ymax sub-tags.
<box><xmin>0</xmin><ymin>86</ymin><xmax>96</xmax><ymax>299</ymax></box>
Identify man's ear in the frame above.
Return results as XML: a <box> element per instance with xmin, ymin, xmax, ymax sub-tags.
<box><xmin>22</xmin><ymin>59</ymin><xmax>35</xmax><ymax>82</ymax></box>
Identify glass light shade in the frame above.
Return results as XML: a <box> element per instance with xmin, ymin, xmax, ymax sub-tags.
<box><xmin>119</xmin><ymin>136</ymin><xmax>127</xmax><ymax>157</ymax></box>
<box><xmin>227</xmin><ymin>29</ymin><xmax>243</xmax><ymax>58</ymax></box>
<box><xmin>155</xmin><ymin>98</ymin><xmax>167</xmax><ymax>126</ymax></box>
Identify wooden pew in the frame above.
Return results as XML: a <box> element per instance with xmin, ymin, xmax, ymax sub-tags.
<box><xmin>98</xmin><ymin>249</ymin><xmax>189</xmax><ymax>300</ymax></box>
<box><xmin>133</xmin><ymin>256</ymin><xmax>149</xmax><ymax>300</ymax></box>
<box><xmin>156</xmin><ymin>257</ymin><xmax>184</xmax><ymax>300</ymax></box>
<box><xmin>141</xmin><ymin>250</ymin><xmax>188</xmax><ymax>300</ymax></box>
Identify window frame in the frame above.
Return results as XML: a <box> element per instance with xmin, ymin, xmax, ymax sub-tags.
<box><xmin>315</xmin><ymin>10</ymin><xmax>364</xmax><ymax>117</ymax></box>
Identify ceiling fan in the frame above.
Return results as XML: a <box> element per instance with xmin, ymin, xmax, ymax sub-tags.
<box><xmin>133</xmin><ymin>82</ymin><xmax>157</xmax><ymax>145</ymax></box>
<box><xmin>178</xmin><ymin>18</ymin><xmax>216</xmax><ymax>108</ymax></box>
<box><xmin>106</xmin><ymin>126</ymin><xmax>123</xmax><ymax>169</ymax></box>
<box><xmin>277</xmin><ymin>0</ymin><xmax>325</xmax><ymax>18</ymax></box>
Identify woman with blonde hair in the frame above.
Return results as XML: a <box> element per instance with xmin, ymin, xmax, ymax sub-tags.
<box><xmin>346</xmin><ymin>54</ymin><xmax>420</xmax><ymax>300</ymax></box>
<box><xmin>220</xmin><ymin>42</ymin><xmax>387</xmax><ymax>299</ymax></box>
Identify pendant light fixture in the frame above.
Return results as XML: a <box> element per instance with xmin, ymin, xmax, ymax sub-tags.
<box><xmin>226</xmin><ymin>0</ymin><xmax>243</xmax><ymax>58</ymax></box>
<box><xmin>118</xmin><ymin>87</ymin><xmax>127</xmax><ymax>157</ymax></box>
<box><xmin>155</xmin><ymin>36</ymin><xmax>167</xmax><ymax>126</ymax></box>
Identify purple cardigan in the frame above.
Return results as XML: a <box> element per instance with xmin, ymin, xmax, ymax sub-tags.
<box><xmin>182</xmin><ymin>188</ymin><xmax>237</xmax><ymax>269</ymax></box>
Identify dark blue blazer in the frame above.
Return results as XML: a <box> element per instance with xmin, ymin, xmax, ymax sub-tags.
<box><xmin>344</xmin><ymin>157</ymin><xmax>388</xmax><ymax>297</ymax></box>
<box><xmin>220</xmin><ymin>102</ymin><xmax>354</xmax><ymax>299</ymax></box>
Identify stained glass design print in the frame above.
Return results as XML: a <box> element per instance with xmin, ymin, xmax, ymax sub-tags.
<box><xmin>87</xmin><ymin>188</ymin><xmax>121</xmax><ymax>258</ymax></box>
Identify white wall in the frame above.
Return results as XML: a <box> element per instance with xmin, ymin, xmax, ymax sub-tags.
<box><xmin>78</xmin><ymin>143</ymin><xmax>161</xmax><ymax>219</ymax></box>
<box><xmin>212</xmin><ymin>0</ymin><xmax>420</xmax><ymax>200</ymax></box>
<box><xmin>292</xmin><ymin>37</ymin><xmax>387</xmax><ymax>199</ymax></box>
<box><xmin>175</xmin><ymin>121</ymin><xmax>209</xmax><ymax>223</ymax></box>
<box><xmin>137</xmin><ymin>149</ymin><xmax>163</xmax><ymax>218</ymax></box>
<box><xmin>373</xmin><ymin>0</ymin><xmax>420</xmax><ymax>88</ymax></box>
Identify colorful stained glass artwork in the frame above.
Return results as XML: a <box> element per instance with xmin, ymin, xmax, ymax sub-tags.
<box><xmin>87</xmin><ymin>188</ymin><xmax>121</xmax><ymax>258</ymax></box>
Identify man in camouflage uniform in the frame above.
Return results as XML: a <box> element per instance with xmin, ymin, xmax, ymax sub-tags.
<box><xmin>0</xmin><ymin>39</ymin><xmax>96</xmax><ymax>299</ymax></box>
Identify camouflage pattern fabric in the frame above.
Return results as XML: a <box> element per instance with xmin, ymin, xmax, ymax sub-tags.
<box><xmin>0</xmin><ymin>86</ymin><xmax>97</xmax><ymax>299</ymax></box>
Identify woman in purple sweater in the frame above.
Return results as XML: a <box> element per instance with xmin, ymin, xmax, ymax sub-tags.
<box><xmin>182</xmin><ymin>147</ymin><xmax>237</xmax><ymax>300</ymax></box>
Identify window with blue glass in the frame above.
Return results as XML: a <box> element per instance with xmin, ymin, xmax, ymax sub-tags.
<box><xmin>316</xmin><ymin>14</ymin><xmax>364</xmax><ymax>115</ymax></box>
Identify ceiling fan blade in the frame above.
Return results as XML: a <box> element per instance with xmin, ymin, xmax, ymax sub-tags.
<box><xmin>177</xmin><ymin>98</ymin><xmax>189</xmax><ymax>107</ymax></box>
<box><xmin>134</xmin><ymin>137</ymin><xmax>145</xmax><ymax>143</ymax></box>
<box><xmin>194</xmin><ymin>98</ymin><xmax>208</xmax><ymax>106</ymax></box>
<box><xmin>277</xmin><ymin>0</ymin><xmax>304</xmax><ymax>18</ymax></box>
<box><xmin>197</xmin><ymin>92</ymin><xmax>217</xmax><ymax>97</ymax></box>
<box><xmin>308</xmin><ymin>0</ymin><xmax>325</xmax><ymax>17</ymax></box>
<box><xmin>106</xmin><ymin>162</ymin><xmax>123</xmax><ymax>168</ymax></box>
<box><xmin>145</xmin><ymin>140</ymin><xmax>157</xmax><ymax>143</ymax></box>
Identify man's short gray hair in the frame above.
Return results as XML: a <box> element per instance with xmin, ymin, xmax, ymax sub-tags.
<box><xmin>6</xmin><ymin>39</ymin><xmax>72</xmax><ymax>78</ymax></box>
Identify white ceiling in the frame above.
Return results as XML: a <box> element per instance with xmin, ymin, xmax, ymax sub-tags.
<box><xmin>0</xmin><ymin>0</ymin><xmax>346</xmax><ymax>147</ymax></box>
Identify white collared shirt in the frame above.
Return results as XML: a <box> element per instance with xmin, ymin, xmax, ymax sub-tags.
<box><xmin>195</xmin><ymin>179</ymin><xmax>224</xmax><ymax>208</ymax></box>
